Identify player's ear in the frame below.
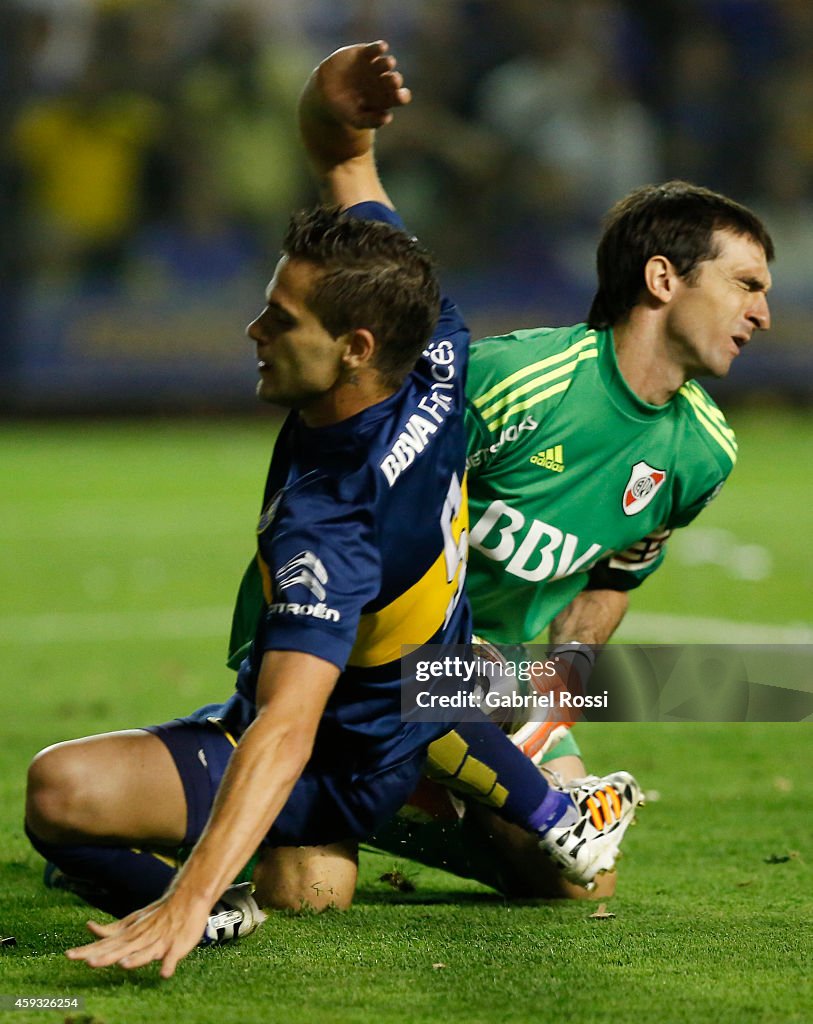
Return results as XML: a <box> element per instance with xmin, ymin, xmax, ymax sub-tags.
<box><xmin>341</xmin><ymin>328</ymin><xmax>377</xmax><ymax>370</ymax></box>
<box><xmin>643</xmin><ymin>254</ymin><xmax>679</xmax><ymax>305</ymax></box>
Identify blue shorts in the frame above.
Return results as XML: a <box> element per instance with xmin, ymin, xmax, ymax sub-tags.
<box><xmin>145</xmin><ymin>704</ymin><xmax>426</xmax><ymax>848</ymax></box>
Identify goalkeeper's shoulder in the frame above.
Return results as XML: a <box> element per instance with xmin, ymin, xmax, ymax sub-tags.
<box><xmin>467</xmin><ymin>322</ymin><xmax>589</xmax><ymax>398</ymax></box>
<box><xmin>675</xmin><ymin>379</ymin><xmax>738</xmax><ymax>474</ymax></box>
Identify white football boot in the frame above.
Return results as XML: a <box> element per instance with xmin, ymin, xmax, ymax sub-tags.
<box><xmin>201</xmin><ymin>882</ymin><xmax>267</xmax><ymax>946</ymax></box>
<box><xmin>538</xmin><ymin>771</ymin><xmax>644</xmax><ymax>889</ymax></box>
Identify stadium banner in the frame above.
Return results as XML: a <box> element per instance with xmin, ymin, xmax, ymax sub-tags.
<box><xmin>400</xmin><ymin>644</ymin><xmax>813</xmax><ymax>724</ymax></box>
<box><xmin>12</xmin><ymin>281</ymin><xmax>259</xmax><ymax>410</ymax></box>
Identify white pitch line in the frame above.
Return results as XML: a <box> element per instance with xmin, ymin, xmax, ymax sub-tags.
<box><xmin>618</xmin><ymin>611</ymin><xmax>813</xmax><ymax>645</ymax></box>
<box><xmin>0</xmin><ymin>606</ymin><xmax>810</xmax><ymax>646</ymax></box>
<box><xmin>0</xmin><ymin>607</ymin><xmax>232</xmax><ymax>644</ymax></box>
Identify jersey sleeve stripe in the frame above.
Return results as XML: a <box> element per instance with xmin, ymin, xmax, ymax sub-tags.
<box><xmin>681</xmin><ymin>382</ymin><xmax>737</xmax><ymax>445</ymax></box>
<box><xmin>679</xmin><ymin>385</ymin><xmax>738</xmax><ymax>463</ymax></box>
<box><xmin>479</xmin><ymin>349</ymin><xmax>598</xmax><ymax>430</ymax></box>
<box><xmin>684</xmin><ymin>381</ymin><xmax>733</xmax><ymax>428</ymax></box>
<box><xmin>472</xmin><ymin>334</ymin><xmax>597</xmax><ymax>409</ymax></box>
<box><xmin>484</xmin><ymin>379</ymin><xmax>572</xmax><ymax>433</ymax></box>
<box><xmin>682</xmin><ymin>381</ymin><xmax>735</xmax><ymax>436</ymax></box>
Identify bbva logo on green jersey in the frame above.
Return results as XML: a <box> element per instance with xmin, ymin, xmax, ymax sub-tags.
<box><xmin>469</xmin><ymin>500</ymin><xmax>603</xmax><ymax>581</ymax></box>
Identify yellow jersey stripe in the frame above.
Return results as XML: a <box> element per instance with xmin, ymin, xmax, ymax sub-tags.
<box><xmin>486</xmin><ymin>378</ymin><xmax>573</xmax><ymax>433</ymax></box>
<box><xmin>680</xmin><ymin>385</ymin><xmax>738</xmax><ymax>463</ymax></box>
<box><xmin>479</xmin><ymin>347</ymin><xmax>598</xmax><ymax>424</ymax></box>
<box><xmin>346</xmin><ymin>477</ymin><xmax>469</xmax><ymax>668</ymax></box>
<box><xmin>473</xmin><ymin>334</ymin><xmax>598</xmax><ymax>409</ymax></box>
<box><xmin>679</xmin><ymin>382</ymin><xmax>733</xmax><ymax>458</ymax></box>
<box><xmin>258</xmin><ymin>551</ymin><xmax>273</xmax><ymax>604</ymax></box>
<box><xmin>684</xmin><ymin>382</ymin><xmax>736</xmax><ymax>436</ymax></box>
<box><xmin>681</xmin><ymin>382</ymin><xmax>737</xmax><ymax>446</ymax></box>
<box><xmin>683</xmin><ymin>382</ymin><xmax>729</xmax><ymax>425</ymax></box>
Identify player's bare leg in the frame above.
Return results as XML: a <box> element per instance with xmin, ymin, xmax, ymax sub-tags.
<box><xmin>252</xmin><ymin>842</ymin><xmax>358</xmax><ymax>912</ymax></box>
<box><xmin>463</xmin><ymin>802</ymin><xmax>617</xmax><ymax>899</ymax></box>
<box><xmin>25</xmin><ymin>730</ymin><xmax>193</xmax><ymax>920</ymax></box>
<box><xmin>366</xmin><ymin>744</ymin><xmax>623</xmax><ymax>900</ymax></box>
<box><xmin>27</xmin><ymin>729</ymin><xmax>268</xmax><ymax>945</ymax></box>
<box><xmin>26</xmin><ymin>730</ymin><xmax>187</xmax><ymax>845</ymax></box>
<box><xmin>541</xmin><ymin>754</ymin><xmax>586</xmax><ymax>786</ymax></box>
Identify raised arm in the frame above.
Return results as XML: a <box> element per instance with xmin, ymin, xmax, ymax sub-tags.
<box><xmin>298</xmin><ymin>40</ymin><xmax>411</xmax><ymax>209</ymax></box>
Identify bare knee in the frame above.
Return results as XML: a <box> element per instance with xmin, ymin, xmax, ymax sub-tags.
<box><xmin>26</xmin><ymin>740</ymin><xmax>98</xmax><ymax>842</ymax></box>
<box><xmin>253</xmin><ymin>842</ymin><xmax>358</xmax><ymax>913</ymax></box>
<box><xmin>26</xmin><ymin>729</ymin><xmax>186</xmax><ymax>848</ymax></box>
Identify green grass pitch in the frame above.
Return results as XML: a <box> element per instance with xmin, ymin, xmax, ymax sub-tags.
<box><xmin>1</xmin><ymin>409</ymin><xmax>811</xmax><ymax>1024</ymax></box>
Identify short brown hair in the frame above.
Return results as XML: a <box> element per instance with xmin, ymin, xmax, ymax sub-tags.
<box><xmin>283</xmin><ymin>206</ymin><xmax>441</xmax><ymax>387</ymax></box>
<box><xmin>588</xmin><ymin>181</ymin><xmax>774</xmax><ymax>329</ymax></box>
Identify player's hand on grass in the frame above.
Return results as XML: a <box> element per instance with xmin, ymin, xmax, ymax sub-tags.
<box><xmin>65</xmin><ymin>892</ymin><xmax>210</xmax><ymax>978</ymax></box>
<box><xmin>313</xmin><ymin>40</ymin><xmax>412</xmax><ymax>130</ymax></box>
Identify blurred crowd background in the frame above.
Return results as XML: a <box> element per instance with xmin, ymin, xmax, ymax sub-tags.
<box><xmin>3</xmin><ymin>0</ymin><xmax>813</xmax><ymax>412</ymax></box>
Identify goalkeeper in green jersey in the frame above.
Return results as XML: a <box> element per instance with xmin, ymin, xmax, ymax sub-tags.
<box><xmin>230</xmin><ymin>176</ymin><xmax>773</xmax><ymax>903</ymax></box>
<box><xmin>364</xmin><ymin>180</ymin><xmax>773</xmax><ymax>898</ymax></box>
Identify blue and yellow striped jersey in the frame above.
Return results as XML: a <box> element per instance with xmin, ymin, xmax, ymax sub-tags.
<box><xmin>223</xmin><ymin>202</ymin><xmax>471</xmax><ymax>771</ymax></box>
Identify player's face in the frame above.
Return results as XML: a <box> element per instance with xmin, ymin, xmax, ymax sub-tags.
<box><xmin>665</xmin><ymin>229</ymin><xmax>772</xmax><ymax>378</ymax></box>
<box><xmin>247</xmin><ymin>257</ymin><xmax>347</xmax><ymax>416</ymax></box>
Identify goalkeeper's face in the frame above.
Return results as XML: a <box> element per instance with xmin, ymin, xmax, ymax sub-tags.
<box><xmin>663</xmin><ymin>229</ymin><xmax>772</xmax><ymax>378</ymax></box>
<box><xmin>247</xmin><ymin>257</ymin><xmax>349</xmax><ymax>420</ymax></box>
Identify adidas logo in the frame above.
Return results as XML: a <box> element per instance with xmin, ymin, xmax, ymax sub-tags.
<box><xmin>530</xmin><ymin>444</ymin><xmax>565</xmax><ymax>473</ymax></box>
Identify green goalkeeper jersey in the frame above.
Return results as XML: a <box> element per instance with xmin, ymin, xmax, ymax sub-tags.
<box><xmin>464</xmin><ymin>323</ymin><xmax>736</xmax><ymax>644</ymax></box>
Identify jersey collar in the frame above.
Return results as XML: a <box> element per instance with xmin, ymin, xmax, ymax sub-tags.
<box><xmin>293</xmin><ymin>384</ymin><xmax>407</xmax><ymax>451</ymax></box>
<box><xmin>598</xmin><ymin>327</ymin><xmax>673</xmax><ymax>421</ymax></box>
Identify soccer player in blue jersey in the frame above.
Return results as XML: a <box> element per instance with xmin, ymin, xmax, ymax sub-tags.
<box><xmin>24</xmin><ymin>42</ymin><xmax>638</xmax><ymax>975</ymax></box>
